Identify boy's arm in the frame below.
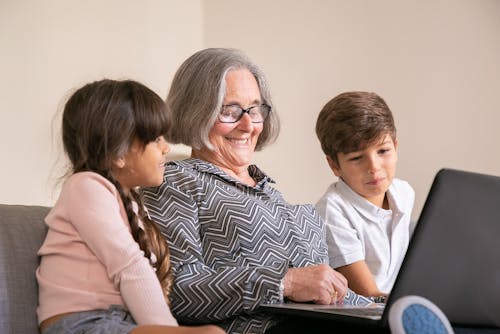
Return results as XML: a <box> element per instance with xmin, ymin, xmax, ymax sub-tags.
<box><xmin>336</xmin><ymin>260</ymin><xmax>386</xmax><ymax>297</ymax></box>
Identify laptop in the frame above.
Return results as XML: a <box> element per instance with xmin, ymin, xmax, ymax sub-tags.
<box><xmin>260</xmin><ymin>168</ymin><xmax>500</xmax><ymax>330</ymax></box>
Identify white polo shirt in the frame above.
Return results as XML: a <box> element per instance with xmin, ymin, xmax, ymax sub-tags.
<box><xmin>315</xmin><ymin>178</ymin><xmax>415</xmax><ymax>293</ymax></box>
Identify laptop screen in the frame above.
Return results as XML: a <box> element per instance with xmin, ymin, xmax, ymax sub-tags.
<box><xmin>386</xmin><ymin>168</ymin><xmax>500</xmax><ymax>328</ymax></box>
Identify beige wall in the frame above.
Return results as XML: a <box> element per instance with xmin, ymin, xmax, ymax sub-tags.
<box><xmin>206</xmin><ymin>0</ymin><xmax>500</xmax><ymax>220</ymax></box>
<box><xmin>0</xmin><ymin>0</ymin><xmax>203</xmax><ymax>205</ymax></box>
<box><xmin>2</xmin><ymin>0</ymin><xmax>499</xmax><ymax>221</ymax></box>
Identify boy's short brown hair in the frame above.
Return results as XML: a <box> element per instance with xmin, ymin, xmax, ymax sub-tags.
<box><xmin>315</xmin><ymin>91</ymin><xmax>396</xmax><ymax>164</ymax></box>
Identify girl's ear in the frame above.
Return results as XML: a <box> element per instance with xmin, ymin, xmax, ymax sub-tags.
<box><xmin>326</xmin><ymin>155</ymin><xmax>342</xmax><ymax>178</ymax></box>
<box><xmin>113</xmin><ymin>157</ymin><xmax>126</xmax><ymax>169</ymax></box>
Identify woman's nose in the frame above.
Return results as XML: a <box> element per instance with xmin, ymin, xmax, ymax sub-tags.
<box><xmin>237</xmin><ymin>112</ymin><xmax>253</xmax><ymax>130</ymax></box>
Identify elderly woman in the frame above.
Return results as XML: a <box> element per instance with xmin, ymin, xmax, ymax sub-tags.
<box><xmin>142</xmin><ymin>48</ymin><xmax>348</xmax><ymax>334</ymax></box>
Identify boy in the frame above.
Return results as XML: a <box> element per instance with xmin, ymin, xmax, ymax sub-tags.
<box><xmin>315</xmin><ymin>91</ymin><xmax>414</xmax><ymax>299</ymax></box>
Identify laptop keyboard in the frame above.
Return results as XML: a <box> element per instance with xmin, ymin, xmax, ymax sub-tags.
<box><xmin>317</xmin><ymin>306</ymin><xmax>384</xmax><ymax>318</ymax></box>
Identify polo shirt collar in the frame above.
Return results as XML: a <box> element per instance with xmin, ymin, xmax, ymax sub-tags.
<box><xmin>336</xmin><ymin>178</ymin><xmax>403</xmax><ymax>222</ymax></box>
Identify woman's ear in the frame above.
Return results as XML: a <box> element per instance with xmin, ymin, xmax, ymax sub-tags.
<box><xmin>326</xmin><ymin>155</ymin><xmax>342</xmax><ymax>178</ymax></box>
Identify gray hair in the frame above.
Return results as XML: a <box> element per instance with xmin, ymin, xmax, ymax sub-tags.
<box><xmin>166</xmin><ymin>48</ymin><xmax>280</xmax><ymax>151</ymax></box>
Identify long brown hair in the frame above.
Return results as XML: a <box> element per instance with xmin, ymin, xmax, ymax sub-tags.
<box><xmin>62</xmin><ymin>79</ymin><xmax>173</xmax><ymax>302</ymax></box>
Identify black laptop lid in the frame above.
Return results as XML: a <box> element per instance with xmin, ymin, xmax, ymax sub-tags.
<box><xmin>385</xmin><ymin>168</ymin><xmax>500</xmax><ymax>328</ymax></box>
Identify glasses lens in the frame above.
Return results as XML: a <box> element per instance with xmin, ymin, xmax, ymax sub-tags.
<box><xmin>219</xmin><ymin>105</ymin><xmax>242</xmax><ymax>123</ymax></box>
<box><xmin>248</xmin><ymin>105</ymin><xmax>271</xmax><ymax>123</ymax></box>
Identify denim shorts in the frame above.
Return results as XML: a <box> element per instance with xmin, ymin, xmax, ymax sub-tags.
<box><xmin>43</xmin><ymin>305</ymin><xmax>138</xmax><ymax>334</ymax></box>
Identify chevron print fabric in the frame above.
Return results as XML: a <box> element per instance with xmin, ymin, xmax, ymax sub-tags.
<box><xmin>143</xmin><ymin>159</ymin><xmax>331</xmax><ymax>333</ymax></box>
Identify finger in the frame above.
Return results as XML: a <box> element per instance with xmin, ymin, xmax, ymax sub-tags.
<box><xmin>331</xmin><ymin>281</ymin><xmax>347</xmax><ymax>301</ymax></box>
<box><xmin>330</xmin><ymin>289</ymin><xmax>339</xmax><ymax>304</ymax></box>
<box><xmin>338</xmin><ymin>287</ymin><xmax>347</xmax><ymax>301</ymax></box>
<box><xmin>316</xmin><ymin>288</ymin><xmax>332</xmax><ymax>305</ymax></box>
<box><xmin>330</xmin><ymin>274</ymin><xmax>347</xmax><ymax>297</ymax></box>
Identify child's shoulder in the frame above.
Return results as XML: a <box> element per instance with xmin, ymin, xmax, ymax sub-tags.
<box><xmin>315</xmin><ymin>181</ymin><xmax>346</xmax><ymax>210</ymax></box>
<box><xmin>317</xmin><ymin>181</ymin><xmax>343</xmax><ymax>198</ymax></box>
<box><xmin>389</xmin><ymin>178</ymin><xmax>415</xmax><ymax>209</ymax></box>
<box><xmin>63</xmin><ymin>172</ymin><xmax>118</xmax><ymax>196</ymax></box>
<box><xmin>66</xmin><ymin>171</ymin><xmax>112</xmax><ymax>185</ymax></box>
<box><xmin>390</xmin><ymin>178</ymin><xmax>415</xmax><ymax>195</ymax></box>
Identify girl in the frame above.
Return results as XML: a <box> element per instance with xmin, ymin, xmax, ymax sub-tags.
<box><xmin>36</xmin><ymin>79</ymin><xmax>224</xmax><ymax>334</ymax></box>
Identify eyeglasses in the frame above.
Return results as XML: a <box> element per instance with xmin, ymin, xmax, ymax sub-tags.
<box><xmin>218</xmin><ymin>104</ymin><xmax>271</xmax><ymax>123</ymax></box>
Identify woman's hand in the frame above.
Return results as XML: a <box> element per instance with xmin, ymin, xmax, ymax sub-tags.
<box><xmin>283</xmin><ymin>264</ymin><xmax>348</xmax><ymax>305</ymax></box>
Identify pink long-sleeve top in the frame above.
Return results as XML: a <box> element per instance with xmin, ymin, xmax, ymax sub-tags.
<box><xmin>36</xmin><ymin>171</ymin><xmax>177</xmax><ymax>326</ymax></box>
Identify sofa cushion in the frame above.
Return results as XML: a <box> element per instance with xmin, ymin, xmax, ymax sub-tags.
<box><xmin>0</xmin><ymin>204</ymin><xmax>49</xmax><ymax>334</ymax></box>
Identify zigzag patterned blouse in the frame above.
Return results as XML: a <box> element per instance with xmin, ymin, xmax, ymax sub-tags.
<box><xmin>142</xmin><ymin>158</ymin><xmax>329</xmax><ymax>334</ymax></box>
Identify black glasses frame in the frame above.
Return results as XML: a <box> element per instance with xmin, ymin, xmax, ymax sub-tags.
<box><xmin>218</xmin><ymin>104</ymin><xmax>271</xmax><ymax>123</ymax></box>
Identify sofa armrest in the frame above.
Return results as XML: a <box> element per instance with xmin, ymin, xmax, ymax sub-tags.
<box><xmin>0</xmin><ymin>204</ymin><xmax>50</xmax><ymax>334</ymax></box>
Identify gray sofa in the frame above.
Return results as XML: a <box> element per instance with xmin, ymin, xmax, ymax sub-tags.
<box><xmin>0</xmin><ymin>204</ymin><xmax>50</xmax><ymax>334</ymax></box>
